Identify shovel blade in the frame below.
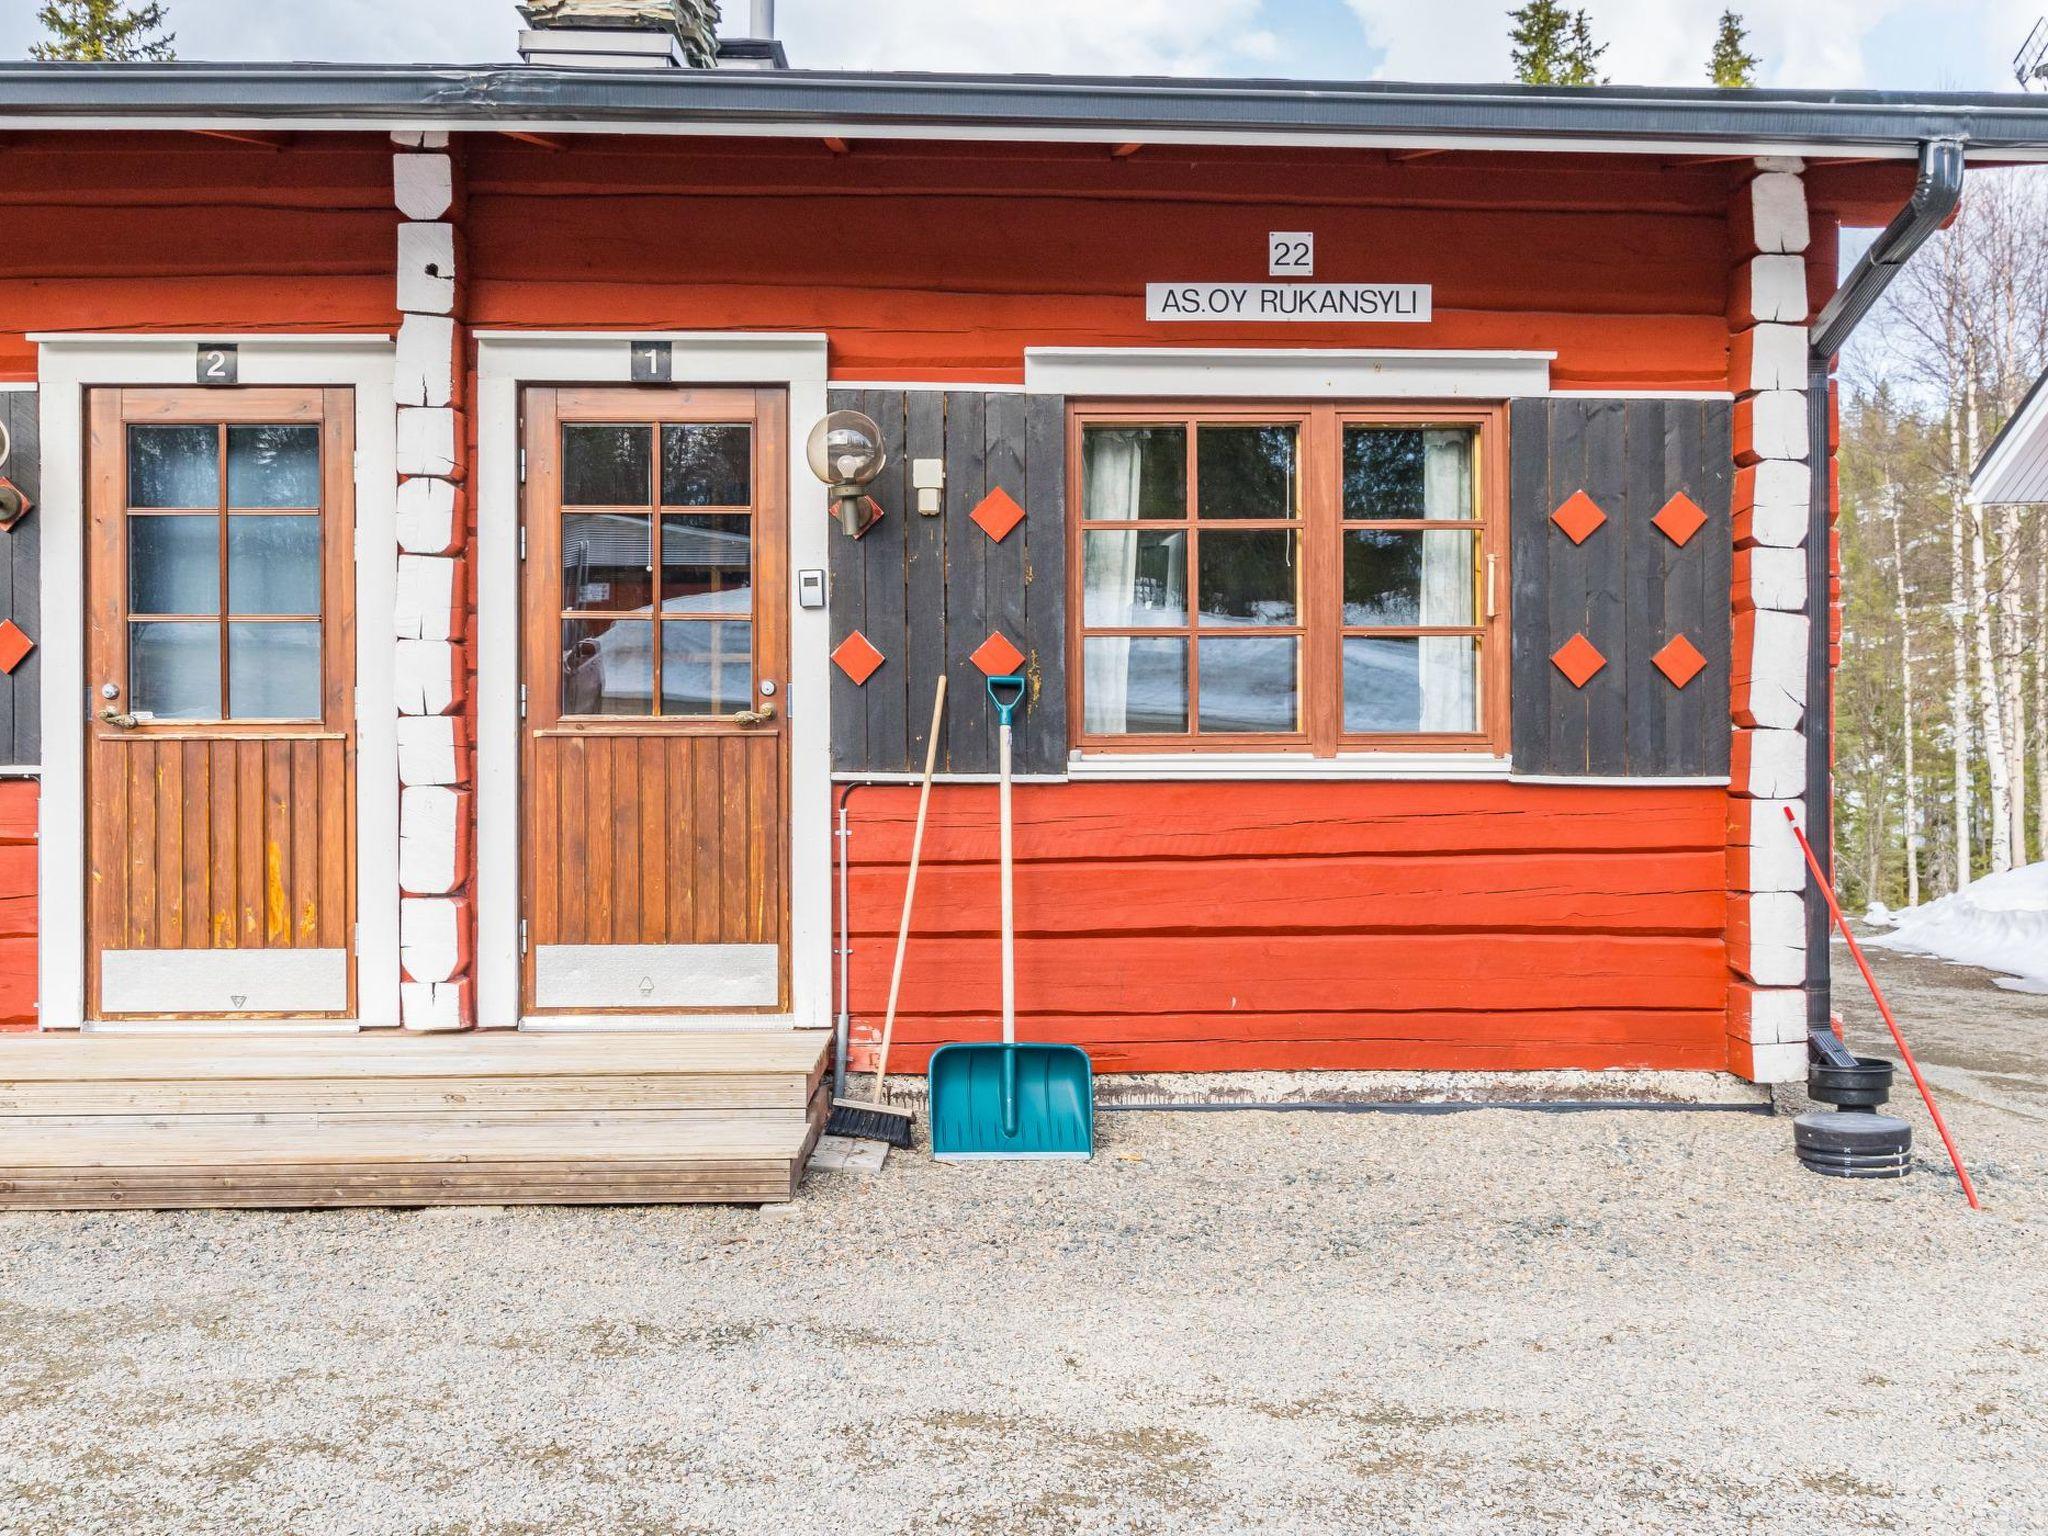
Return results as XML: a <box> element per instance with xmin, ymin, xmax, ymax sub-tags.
<box><xmin>928</xmin><ymin>1042</ymin><xmax>1094</xmax><ymax>1161</ymax></box>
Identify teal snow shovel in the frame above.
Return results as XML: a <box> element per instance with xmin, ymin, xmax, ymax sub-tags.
<box><xmin>929</xmin><ymin>675</ymin><xmax>1094</xmax><ymax>1161</ymax></box>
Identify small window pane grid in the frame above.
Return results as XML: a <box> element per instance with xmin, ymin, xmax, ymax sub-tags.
<box><xmin>1074</xmin><ymin>407</ymin><xmax>1502</xmax><ymax>756</ymax></box>
<box><xmin>124</xmin><ymin>423</ymin><xmax>324</xmax><ymax>721</ymax></box>
<box><xmin>557</xmin><ymin>422</ymin><xmax>755</xmax><ymax>718</ymax></box>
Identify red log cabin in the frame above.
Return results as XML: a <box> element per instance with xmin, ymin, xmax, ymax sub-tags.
<box><xmin>0</xmin><ymin>5</ymin><xmax>2041</xmax><ymax>1204</ymax></box>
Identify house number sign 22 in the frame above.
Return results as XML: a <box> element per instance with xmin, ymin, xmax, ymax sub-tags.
<box><xmin>196</xmin><ymin>343</ymin><xmax>238</xmax><ymax>385</ymax></box>
<box><xmin>1269</xmin><ymin>231</ymin><xmax>1313</xmax><ymax>276</ymax></box>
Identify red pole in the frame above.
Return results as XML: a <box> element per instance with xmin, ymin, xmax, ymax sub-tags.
<box><xmin>1783</xmin><ymin>807</ymin><xmax>1980</xmax><ymax>1210</ymax></box>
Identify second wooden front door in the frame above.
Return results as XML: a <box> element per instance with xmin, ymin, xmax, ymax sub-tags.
<box><xmin>520</xmin><ymin>387</ymin><xmax>790</xmax><ymax>1017</ymax></box>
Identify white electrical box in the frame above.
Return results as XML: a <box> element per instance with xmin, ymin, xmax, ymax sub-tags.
<box><xmin>911</xmin><ymin>457</ymin><xmax>945</xmax><ymax>514</ymax></box>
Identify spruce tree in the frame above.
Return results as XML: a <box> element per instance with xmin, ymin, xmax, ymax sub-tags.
<box><xmin>1708</xmin><ymin>9</ymin><xmax>1760</xmax><ymax>88</ymax></box>
<box><xmin>30</xmin><ymin>0</ymin><xmax>175</xmax><ymax>62</ymax></box>
<box><xmin>1509</xmin><ymin>2</ymin><xmax>1607</xmax><ymax>87</ymax></box>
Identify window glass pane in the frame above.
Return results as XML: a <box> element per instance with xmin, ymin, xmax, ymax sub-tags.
<box><xmin>1198</xmin><ymin>637</ymin><xmax>1299</xmax><ymax>734</ymax></box>
<box><xmin>1083</xmin><ymin>636</ymin><xmax>1186</xmax><ymax>734</ymax></box>
<box><xmin>562</xmin><ymin>513</ymin><xmax>652</xmax><ymax>612</ymax></box>
<box><xmin>562</xmin><ymin>424</ymin><xmax>652</xmax><ymax>506</ymax></box>
<box><xmin>226</xmin><ymin>425</ymin><xmax>320</xmax><ymax>508</ymax></box>
<box><xmin>661</xmin><ymin>424</ymin><xmax>751</xmax><ymax>506</ymax></box>
<box><xmin>1343</xmin><ymin>427</ymin><xmax>1474</xmax><ymax>520</ymax></box>
<box><xmin>1343</xmin><ymin>529</ymin><xmax>1477</xmax><ymax>625</ymax></box>
<box><xmin>130</xmin><ymin>621</ymin><xmax>220</xmax><ymax>719</ymax></box>
<box><xmin>661</xmin><ymin>514</ymin><xmax>753</xmax><ymax>617</ymax></box>
<box><xmin>227</xmin><ymin>515</ymin><xmax>320</xmax><ymax>615</ymax></box>
<box><xmin>1198</xmin><ymin>529</ymin><xmax>1297</xmax><ymax>626</ymax></box>
<box><xmin>1082</xmin><ymin>529</ymin><xmax>1186</xmax><ymax>627</ymax></box>
<box><xmin>1082</xmin><ymin>426</ymin><xmax>1186</xmax><ymax>521</ymax></box>
<box><xmin>127</xmin><ymin>425</ymin><xmax>219</xmax><ymax>509</ymax></box>
<box><xmin>661</xmin><ymin>620</ymin><xmax>752</xmax><ymax>715</ymax></box>
<box><xmin>561</xmin><ymin>618</ymin><xmax>654</xmax><ymax>716</ymax></box>
<box><xmin>229</xmin><ymin>621</ymin><xmax>320</xmax><ymax>718</ymax></box>
<box><xmin>129</xmin><ymin>515</ymin><xmax>220</xmax><ymax>615</ymax></box>
<box><xmin>1197</xmin><ymin>425</ymin><xmax>1296</xmax><ymax>520</ymax></box>
<box><xmin>1343</xmin><ymin>636</ymin><xmax>1480</xmax><ymax>733</ymax></box>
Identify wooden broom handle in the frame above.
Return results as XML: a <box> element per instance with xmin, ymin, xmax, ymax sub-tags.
<box><xmin>872</xmin><ymin>675</ymin><xmax>946</xmax><ymax>1101</ymax></box>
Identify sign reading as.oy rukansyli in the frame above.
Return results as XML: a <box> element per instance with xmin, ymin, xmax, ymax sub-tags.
<box><xmin>1146</xmin><ymin>283</ymin><xmax>1432</xmax><ymax>322</ymax></box>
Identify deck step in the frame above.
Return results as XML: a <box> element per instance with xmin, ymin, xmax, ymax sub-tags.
<box><xmin>0</xmin><ymin>1032</ymin><xmax>832</xmax><ymax>1208</ymax></box>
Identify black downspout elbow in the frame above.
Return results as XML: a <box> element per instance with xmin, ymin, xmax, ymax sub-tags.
<box><xmin>1801</xmin><ymin>138</ymin><xmax>1966</xmax><ymax>1038</ymax></box>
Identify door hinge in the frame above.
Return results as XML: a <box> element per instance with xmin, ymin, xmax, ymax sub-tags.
<box><xmin>518</xmin><ymin>448</ymin><xmax>527</xmax><ymax>484</ymax></box>
<box><xmin>519</xmin><ymin>683</ymin><xmax>529</xmax><ymax>719</ymax></box>
<box><xmin>519</xmin><ymin>919</ymin><xmax>529</xmax><ymax>956</ymax></box>
<box><xmin>519</xmin><ymin>525</ymin><xmax>527</xmax><ymax>561</ymax></box>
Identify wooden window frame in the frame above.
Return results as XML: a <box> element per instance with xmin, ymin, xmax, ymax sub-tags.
<box><xmin>1067</xmin><ymin>400</ymin><xmax>1509</xmax><ymax>758</ymax></box>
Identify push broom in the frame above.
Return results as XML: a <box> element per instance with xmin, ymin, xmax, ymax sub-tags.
<box><xmin>826</xmin><ymin>675</ymin><xmax>947</xmax><ymax>1149</ymax></box>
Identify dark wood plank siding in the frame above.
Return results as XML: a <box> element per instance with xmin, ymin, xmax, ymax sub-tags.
<box><xmin>828</xmin><ymin>388</ymin><xmax>1067</xmax><ymax>776</ymax></box>
<box><xmin>0</xmin><ymin>390</ymin><xmax>37</xmax><ymax>766</ymax></box>
<box><xmin>1509</xmin><ymin>396</ymin><xmax>1732</xmax><ymax>778</ymax></box>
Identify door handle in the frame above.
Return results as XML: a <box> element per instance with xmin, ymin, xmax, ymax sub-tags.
<box><xmin>730</xmin><ymin>703</ymin><xmax>777</xmax><ymax>728</ymax></box>
<box><xmin>97</xmin><ymin>708</ymin><xmax>141</xmax><ymax>730</ymax></box>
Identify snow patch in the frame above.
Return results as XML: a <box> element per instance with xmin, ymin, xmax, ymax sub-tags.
<box><xmin>1866</xmin><ymin>861</ymin><xmax>2048</xmax><ymax>991</ymax></box>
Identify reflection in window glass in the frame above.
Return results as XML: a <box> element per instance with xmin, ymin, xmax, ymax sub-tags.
<box><xmin>129</xmin><ymin>515</ymin><xmax>220</xmax><ymax>615</ymax></box>
<box><xmin>661</xmin><ymin>621</ymin><xmax>752</xmax><ymax>715</ymax></box>
<box><xmin>127</xmin><ymin>426</ymin><xmax>219</xmax><ymax>508</ymax></box>
<box><xmin>1082</xmin><ymin>636</ymin><xmax>1186</xmax><ymax>734</ymax></box>
<box><xmin>227</xmin><ymin>515</ymin><xmax>321</xmax><ymax>615</ymax></box>
<box><xmin>227</xmin><ymin>425</ymin><xmax>320</xmax><ymax>508</ymax></box>
<box><xmin>1082</xmin><ymin>426</ymin><xmax>1186</xmax><ymax>520</ymax></box>
<box><xmin>1198</xmin><ymin>425</ymin><xmax>1296</xmax><ymax>520</ymax></box>
<box><xmin>562</xmin><ymin>513</ymin><xmax>652</xmax><ymax>612</ymax></box>
<box><xmin>1343</xmin><ymin>427</ymin><xmax>1474</xmax><ymax>520</ymax></box>
<box><xmin>229</xmin><ymin>622</ymin><xmax>320</xmax><ymax>718</ymax></box>
<box><xmin>1198</xmin><ymin>637</ymin><xmax>1298</xmax><ymax>733</ymax></box>
<box><xmin>1198</xmin><ymin>529</ymin><xmax>1296</xmax><ymax>626</ymax></box>
<box><xmin>661</xmin><ymin>424</ymin><xmax>751</xmax><ymax>506</ymax></box>
<box><xmin>1344</xmin><ymin>636</ymin><xmax>1479</xmax><ymax>733</ymax></box>
<box><xmin>1342</xmin><ymin>529</ymin><xmax>1476</xmax><ymax>626</ymax></box>
<box><xmin>562</xmin><ymin>424</ymin><xmax>652</xmax><ymax>506</ymax></box>
<box><xmin>561</xmin><ymin>618</ymin><xmax>654</xmax><ymax>716</ymax></box>
<box><xmin>1082</xmin><ymin>529</ymin><xmax>1186</xmax><ymax>627</ymax></box>
<box><xmin>131</xmin><ymin>621</ymin><xmax>221</xmax><ymax>719</ymax></box>
<box><xmin>660</xmin><ymin>514</ymin><xmax>753</xmax><ymax>617</ymax></box>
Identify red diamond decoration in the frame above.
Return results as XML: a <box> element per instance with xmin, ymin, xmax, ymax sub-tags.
<box><xmin>1550</xmin><ymin>490</ymin><xmax>1607</xmax><ymax>545</ymax></box>
<box><xmin>969</xmin><ymin>631</ymin><xmax>1025</xmax><ymax>678</ymax></box>
<box><xmin>0</xmin><ymin>621</ymin><xmax>32</xmax><ymax>676</ymax></box>
<box><xmin>970</xmin><ymin>487</ymin><xmax>1027</xmax><ymax>543</ymax></box>
<box><xmin>1551</xmin><ymin>632</ymin><xmax>1607</xmax><ymax>689</ymax></box>
<box><xmin>1652</xmin><ymin>634</ymin><xmax>1708</xmax><ymax>689</ymax></box>
<box><xmin>830</xmin><ymin>630</ymin><xmax>885</xmax><ymax>686</ymax></box>
<box><xmin>1652</xmin><ymin>492</ymin><xmax>1709</xmax><ymax>547</ymax></box>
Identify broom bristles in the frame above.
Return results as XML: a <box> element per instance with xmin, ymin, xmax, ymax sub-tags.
<box><xmin>825</xmin><ymin>1099</ymin><xmax>915</xmax><ymax>1149</ymax></box>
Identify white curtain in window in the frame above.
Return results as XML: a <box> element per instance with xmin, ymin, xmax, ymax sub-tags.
<box><xmin>1082</xmin><ymin>431</ymin><xmax>1144</xmax><ymax>731</ymax></box>
<box><xmin>1417</xmin><ymin>430</ymin><xmax>1476</xmax><ymax>732</ymax></box>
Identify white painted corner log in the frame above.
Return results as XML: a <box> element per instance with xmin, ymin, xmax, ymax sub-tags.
<box><xmin>1734</xmin><ymin>545</ymin><xmax>1807</xmax><ymax>612</ymax></box>
<box><xmin>400</xmin><ymin>896</ymin><xmax>471</xmax><ymax>984</ymax></box>
<box><xmin>1742</xmin><ymin>172</ymin><xmax>1810</xmax><ymax>254</ymax></box>
<box><xmin>1732</xmin><ymin>610</ymin><xmax>1810</xmax><ymax>729</ymax></box>
<box><xmin>396</xmin><ymin>475</ymin><xmax>459</xmax><ymax>555</ymax></box>
<box><xmin>1731</xmin><ymin>891</ymin><xmax>1808</xmax><ymax>988</ymax></box>
<box><xmin>396</xmin><ymin>315</ymin><xmax>458</xmax><ymax>409</ymax></box>
<box><xmin>1733</xmin><ymin>254</ymin><xmax>1810</xmax><ymax>325</ymax></box>
<box><xmin>393</xmin><ymin>153</ymin><xmax>454</xmax><ymax>222</ymax></box>
<box><xmin>399</xmin><ymin>786</ymin><xmax>471</xmax><ymax>895</ymax></box>
<box><xmin>397</xmin><ymin>715</ymin><xmax>468</xmax><ymax>786</ymax></box>
<box><xmin>396</xmin><ymin>222</ymin><xmax>457</xmax><ymax>314</ymax></box>
<box><xmin>396</xmin><ymin>406</ymin><xmax>458</xmax><ymax>477</ymax></box>
<box><xmin>396</xmin><ymin>638</ymin><xmax>464</xmax><ymax>716</ymax></box>
<box><xmin>1736</xmin><ymin>389</ymin><xmax>1810</xmax><ymax>463</ymax></box>
<box><xmin>395</xmin><ymin>554</ymin><xmax>463</xmax><ymax>641</ymax></box>
<box><xmin>1733</xmin><ymin>460</ymin><xmax>1810</xmax><ymax>548</ymax></box>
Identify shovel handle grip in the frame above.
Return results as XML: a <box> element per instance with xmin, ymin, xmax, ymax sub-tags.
<box><xmin>986</xmin><ymin>674</ymin><xmax>1026</xmax><ymax>727</ymax></box>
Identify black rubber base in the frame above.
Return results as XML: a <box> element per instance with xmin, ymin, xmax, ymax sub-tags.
<box><xmin>1808</xmin><ymin>1055</ymin><xmax>1896</xmax><ymax>1112</ymax></box>
<box><xmin>1794</xmin><ymin>1111</ymin><xmax>1912</xmax><ymax>1180</ymax></box>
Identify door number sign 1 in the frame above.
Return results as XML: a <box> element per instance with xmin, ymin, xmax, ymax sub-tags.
<box><xmin>196</xmin><ymin>343</ymin><xmax>238</xmax><ymax>385</ymax></box>
<box><xmin>1269</xmin><ymin>231</ymin><xmax>1313</xmax><ymax>276</ymax></box>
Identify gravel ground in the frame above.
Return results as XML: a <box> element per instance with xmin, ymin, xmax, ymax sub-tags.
<box><xmin>2</xmin><ymin>947</ymin><xmax>2044</xmax><ymax>1535</ymax></box>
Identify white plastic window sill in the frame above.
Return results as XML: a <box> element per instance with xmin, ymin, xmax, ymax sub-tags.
<box><xmin>1066</xmin><ymin>752</ymin><xmax>1513</xmax><ymax>782</ymax></box>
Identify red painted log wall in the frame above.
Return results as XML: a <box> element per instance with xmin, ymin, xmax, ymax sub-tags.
<box><xmin>0</xmin><ymin>782</ymin><xmax>35</xmax><ymax>1030</ymax></box>
<box><xmin>844</xmin><ymin>782</ymin><xmax>1729</xmax><ymax>1072</ymax></box>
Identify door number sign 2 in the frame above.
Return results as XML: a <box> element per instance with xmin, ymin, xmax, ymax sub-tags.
<box><xmin>196</xmin><ymin>343</ymin><xmax>238</xmax><ymax>385</ymax></box>
<box><xmin>1268</xmin><ymin>232</ymin><xmax>1314</xmax><ymax>277</ymax></box>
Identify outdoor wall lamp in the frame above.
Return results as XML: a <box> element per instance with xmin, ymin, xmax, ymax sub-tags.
<box><xmin>806</xmin><ymin>409</ymin><xmax>886</xmax><ymax>537</ymax></box>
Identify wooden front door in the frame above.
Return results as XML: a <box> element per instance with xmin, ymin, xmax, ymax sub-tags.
<box><xmin>520</xmin><ymin>387</ymin><xmax>789</xmax><ymax>1017</ymax></box>
<box><xmin>85</xmin><ymin>388</ymin><xmax>356</xmax><ymax>1019</ymax></box>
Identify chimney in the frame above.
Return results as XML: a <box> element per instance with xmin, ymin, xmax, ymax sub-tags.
<box><xmin>715</xmin><ymin>0</ymin><xmax>789</xmax><ymax>70</ymax></box>
<box><xmin>517</xmin><ymin>1</ymin><xmax>722</xmax><ymax>70</ymax></box>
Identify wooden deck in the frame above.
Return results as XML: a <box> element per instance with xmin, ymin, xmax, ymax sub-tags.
<box><xmin>0</xmin><ymin>1031</ymin><xmax>830</xmax><ymax>1209</ymax></box>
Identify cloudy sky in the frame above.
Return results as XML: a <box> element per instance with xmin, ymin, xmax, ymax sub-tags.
<box><xmin>0</xmin><ymin>0</ymin><xmax>2042</xmax><ymax>92</ymax></box>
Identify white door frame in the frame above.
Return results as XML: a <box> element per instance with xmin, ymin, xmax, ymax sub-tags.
<box><xmin>30</xmin><ymin>333</ymin><xmax>401</xmax><ymax>1030</ymax></box>
<box><xmin>472</xmin><ymin>332</ymin><xmax>832</xmax><ymax>1032</ymax></box>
